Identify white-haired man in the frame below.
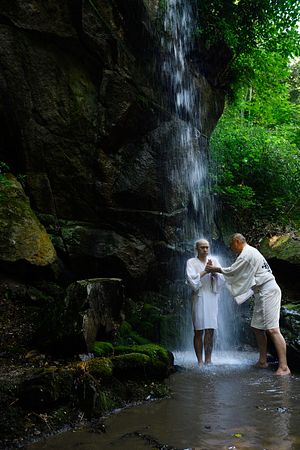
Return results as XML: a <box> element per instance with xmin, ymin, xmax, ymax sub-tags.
<box><xmin>205</xmin><ymin>233</ymin><xmax>290</xmax><ymax>376</ymax></box>
<box><xmin>186</xmin><ymin>239</ymin><xmax>224</xmax><ymax>366</ymax></box>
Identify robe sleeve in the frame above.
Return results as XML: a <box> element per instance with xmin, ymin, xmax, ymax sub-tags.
<box><xmin>211</xmin><ymin>257</ymin><xmax>225</xmax><ymax>293</ymax></box>
<box><xmin>221</xmin><ymin>256</ymin><xmax>256</xmax><ymax>297</ymax></box>
<box><xmin>186</xmin><ymin>259</ymin><xmax>202</xmax><ymax>292</ymax></box>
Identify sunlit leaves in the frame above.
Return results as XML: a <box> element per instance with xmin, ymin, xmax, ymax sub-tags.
<box><xmin>194</xmin><ymin>0</ymin><xmax>300</xmax><ymax>57</ymax></box>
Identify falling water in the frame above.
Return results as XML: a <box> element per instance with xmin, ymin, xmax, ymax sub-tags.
<box><xmin>160</xmin><ymin>0</ymin><xmax>242</xmax><ymax>358</ymax></box>
<box><xmin>160</xmin><ymin>0</ymin><xmax>213</xmax><ymax>236</ymax></box>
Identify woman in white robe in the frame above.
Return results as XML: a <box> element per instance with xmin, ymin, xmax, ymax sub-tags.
<box><xmin>186</xmin><ymin>239</ymin><xmax>224</xmax><ymax>365</ymax></box>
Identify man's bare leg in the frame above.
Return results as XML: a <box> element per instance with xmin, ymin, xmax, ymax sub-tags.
<box><xmin>194</xmin><ymin>330</ymin><xmax>203</xmax><ymax>365</ymax></box>
<box><xmin>204</xmin><ymin>329</ymin><xmax>214</xmax><ymax>364</ymax></box>
<box><xmin>252</xmin><ymin>327</ymin><xmax>268</xmax><ymax>368</ymax></box>
<box><xmin>267</xmin><ymin>328</ymin><xmax>291</xmax><ymax>376</ymax></box>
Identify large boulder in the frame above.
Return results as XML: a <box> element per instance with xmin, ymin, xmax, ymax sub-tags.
<box><xmin>0</xmin><ymin>173</ymin><xmax>56</xmax><ymax>267</ymax></box>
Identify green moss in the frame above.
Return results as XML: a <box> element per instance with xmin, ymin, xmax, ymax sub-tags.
<box><xmin>119</xmin><ymin>320</ymin><xmax>133</xmax><ymax>336</ymax></box>
<box><xmin>114</xmin><ymin>352</ymin><xmax>150</xmax><ymax>365</ymax></box>
<box><xmin>0</xmin><ymin>173</ymin><xmax>56</xmax><ymax>265</ymax></box>
<box><xmin>114</xmin><ymin>343</ymin><xmax>172</xmax><ymax>365</ymax></box>
<box><xmin>283</xmin><ymin>303</ymin><xmax>300</xmax><ymax>312</ymax></box>
<box><xmin>112</xmin><ymin>352</ymin><xmax>151</xmax><ymax>377</ymax></box>
<box><xmin>115</xmin><ymin>320</ymin><xmax>150</xmax><ymax>346</ymax></box>
<box><xmin>93</xmin><ymin>341</ymin><xmax>114</xmax><ymax>357</ymax></box>
<box><xmin>259</xmin><ymin>235</ymin><xmax>300</xmax><ymax>264</ymax></box>
<box><xmin>97</xmin><ymin>390</ymin><xmax>116</xmax><ymax>411</ymax></box>
<box><xmin>86</xmin><ymin>357</ymin><xmax>113</xmax><ymax>379</ymax></box>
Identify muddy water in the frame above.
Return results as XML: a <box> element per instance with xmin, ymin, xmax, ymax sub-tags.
<box><xmin>30</xmin><ymin>351</ymin><xmax>300</xmax><ymax>450</ymax></box>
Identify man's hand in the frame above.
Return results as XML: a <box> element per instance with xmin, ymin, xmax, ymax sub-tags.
<box><xmin>205</xmin><ymin>260</ymin><xmax>221</xmax><ymax>273</ymax></box>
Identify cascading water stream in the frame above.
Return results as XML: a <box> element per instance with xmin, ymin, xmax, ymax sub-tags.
<box><xmin>160</xmin><ymin>0</ymin><xmax>242</xmax><ymax>360</ymax></box>
<box><xmin>161</xmin><ymin>0</ymin><xmax>213</xmax><ymax>234</ymax></box>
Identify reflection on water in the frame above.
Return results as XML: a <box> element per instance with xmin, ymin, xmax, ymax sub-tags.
<box><xmin>29</xmin><ymin>351</ymin><xmax>300</xmax><ymax>450</ymax></box>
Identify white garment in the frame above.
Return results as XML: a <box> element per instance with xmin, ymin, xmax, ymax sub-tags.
<box><xmin>186</xmin><ymin>257</ymin><xmax>224</xmax><ymax>330</ymax></box>
<box><xmin>251</xmin><ymin>279</ymin><xmax>281</xmax><ymax>329</ymax></box>
<box><xmin>221</xmin><ymin>244</ymin><xmax>281</xmax><ymax>329</ymax></box>
<box><xmin>221</xmin><ymin>244</ymin><xmax>274</xmax><ymax>299</ymax></box>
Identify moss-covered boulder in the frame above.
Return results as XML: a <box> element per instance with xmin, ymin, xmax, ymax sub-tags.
<box><xmin>84</xmin><ymin>357</ymin><xmax>113</xmax><ymax>380</ymax></box>
<box><xmin>259</xmin><ymin>234</ymin><xmax>300</xmax><ymax>264</ymax></box>
<box><xmin>112</xmin><ymin>352</ymin><xmax>152</xmax><ymax>379</ymax></box>
<box><xmin>0</xmin><ymin>173</ymin><xmax>56</xmax><ymax>266</ymax></box>
<box><xmin>114</xmin><ymin>343</ymin><xmax>173</xmax><ymax>365</ymax></box>
<box><xmin>113</xmin><ymin>343</ymin><xmax>174</xmax><ymax>379</ymax></box>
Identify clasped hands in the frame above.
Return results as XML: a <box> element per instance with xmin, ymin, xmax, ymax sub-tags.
<box><xmin>205</xmin><ymin>259</ymin><xmax>221</xmax><ymax>274</ymax></box>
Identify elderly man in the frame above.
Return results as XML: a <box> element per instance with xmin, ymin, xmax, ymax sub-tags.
<box><xmin>186</xmin><ymin>239</ymin><xmax>224</xmax><ymax>366</ymax></box>
<box><xmin>205</xmin><ymin>233</ymin><xmax>290</xmax><ymax>376</ymax></box>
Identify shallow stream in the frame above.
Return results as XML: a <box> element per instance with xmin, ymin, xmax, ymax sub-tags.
<box><xmin>29</xmin><ymin>351</ymin><xmax>300</xmax><ymax>450</ymax></box>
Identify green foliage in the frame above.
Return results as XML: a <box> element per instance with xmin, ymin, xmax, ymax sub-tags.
<box><xmin>195</xmin><ymin>0</ymin><xmax>300</xmax><ymax>57</ymax></box>
<box><xmin>210</xmin><ymin>51</ymin><xmax>300</xmax><ymax>233</ymax></box>
<box><xmin>211</xmin><ymin>119</ymin><xmax>300</xmax><ymax>225</ymax></box>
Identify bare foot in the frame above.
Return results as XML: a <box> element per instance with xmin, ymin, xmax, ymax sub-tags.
<box><xmin>205</xmin><ymin>360</ymin><xmax>212</xmax><ymax>365</ymax></box>
<box><xmin>275</xmin><ymin>367</ymin><xmax>291</xmax><ymax>376</ymax></box>
<box><xmin>255</xmin><ymin>361</ymin><xmax>268</xmax><ymax>369</ymax></box>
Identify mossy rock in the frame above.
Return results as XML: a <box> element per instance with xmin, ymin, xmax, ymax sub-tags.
<box><xmin>112</xmin><ymin>352</ymin><xmax>151</xmax><ymax>379</ymax></box>
<box><xmin>0</xmin><ymin>173</ymin><xmax>56</xmax><ymax>266</ymax></box>
<box><xmin>85</xmin><ymin>357</ymin><xmax>113</xmax><ymax>379</ymax></box>
<box><xmin>93</xmin><ymin>341</ymin><xmax>114</xmax><ymax>357</ymax></box>
<box><xmin>259</xmin><ymin>235</ymin><xmax>300</xmax><ymax>265</ymax></box>
<box><xmin>114</xmin><ymin>343</ymin><xmax>173</xmax><ymax>365</ymax></box>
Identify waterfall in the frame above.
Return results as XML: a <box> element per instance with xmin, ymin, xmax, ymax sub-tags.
<box><xmin>159</xmin><ymin>0</ymin><xmax>241</xmax><ymax>356</ymax></box>
<box><xmin>160</xmin><ymin>0</ymin><xmax>213</xmax><ymax>237</ymax></box>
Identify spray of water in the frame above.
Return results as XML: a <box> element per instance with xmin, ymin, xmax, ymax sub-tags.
<box><xmin>160</xmin><ymin>0</ymin><xmax>241</xmax><ymax>356</ymax></box>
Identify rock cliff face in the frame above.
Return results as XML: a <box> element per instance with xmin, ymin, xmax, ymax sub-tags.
<box><xmin>0</xmin><ymin>1</ymin><xmax>229</xmax><ymax>305</ymax></box>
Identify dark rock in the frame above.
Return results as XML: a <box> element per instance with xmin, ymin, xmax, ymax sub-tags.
<box><xmin>59</xmin><ymin>278</ymin><xmax>124</xmax><ymax>354</ymax></box>
<box><xmin>20</xmin><ymin>367</ymin><xmax>74</xmax><ymax>409</ymax></box>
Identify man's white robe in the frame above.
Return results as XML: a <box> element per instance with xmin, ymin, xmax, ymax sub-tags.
<box><xmin>221</xmin><ymin>244</ymin><xmax>281</xmax><ymax>329</ymax></box>
<box><xmin>186</xmin><ymin>257</ymin><xmax>224</xmax><ymax>330</ymax></box>
<box><xmin>221</xmin><ymin>244</ymin><xmax>274</xmax><ymax>299</ymax></box>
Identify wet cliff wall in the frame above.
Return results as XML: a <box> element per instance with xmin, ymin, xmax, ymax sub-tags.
<box><xmin>0</xmin><ymin>1</ymin><xmax>230</xmax><ymax>305</ymax></box>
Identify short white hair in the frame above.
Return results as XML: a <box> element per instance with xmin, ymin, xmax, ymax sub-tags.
<box><xmin>195</xmin><ymin>239</ymin><xmax>209</xmax><ymax>248</ymax></box>
<box><xmin>230</xmin><ymin>233</ymin><xmax>246</xmax><ymax>243</ymax></box>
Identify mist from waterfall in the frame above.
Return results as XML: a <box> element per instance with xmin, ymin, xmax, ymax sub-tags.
<box><xmin>160</xmin><ymin>0</ymin><xmax>242</xmax><ymax>355</ymax></box>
